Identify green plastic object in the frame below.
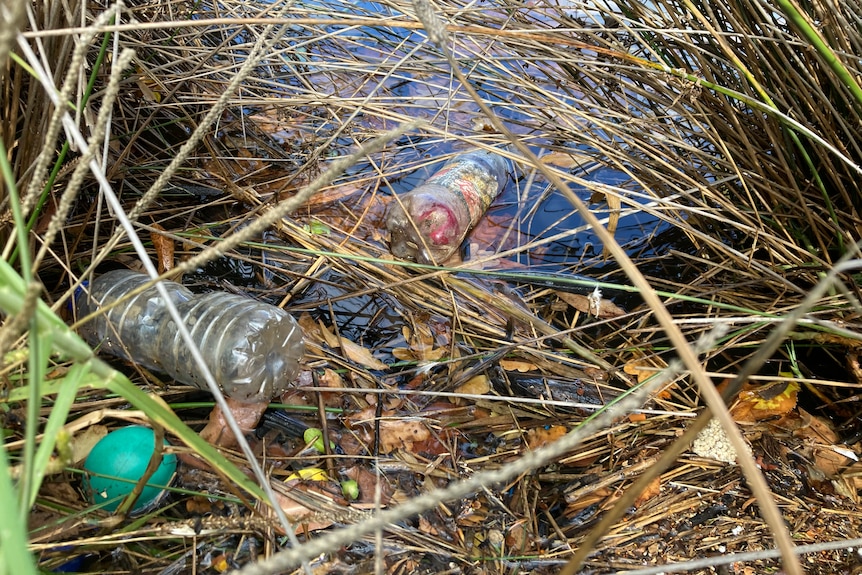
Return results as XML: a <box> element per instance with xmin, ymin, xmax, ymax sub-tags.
<box><xmin>82</xmin><ymin>426</ymin><xmax>177</xmax><ymax>512</ymax></box>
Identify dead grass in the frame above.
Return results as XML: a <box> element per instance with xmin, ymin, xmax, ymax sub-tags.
<box><xmin>4</xmin><ymin>0</ymin><xmax>862</xmax><ymax>574</ymax></box>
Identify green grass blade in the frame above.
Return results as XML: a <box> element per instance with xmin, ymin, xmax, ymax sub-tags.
<box><xmin>0</xmin><ymin>259</ymin><xmax>269</xmax><ymax>505</ymax></box>
<box><xmin>0</xmin><ymin>442</ymin><xmax>38</xmax><ymax>575</ymax></box>
<box><xmin>27</xmin><ymin>361</ymin><xmax>89</xmax><ymax>509</ymax></box>
<box><xmin>774</xmin><ymin>0</ymin><xmax>862</xmax><ymax>110</ymax></box>
<box><xmin>18</xmin><ymin>317</ymin><xmax>48</xmax><ymax>524</ymax></box>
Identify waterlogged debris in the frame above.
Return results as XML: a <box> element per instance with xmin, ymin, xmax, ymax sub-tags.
<box><xmin>386</xmin><ymin>149</ymin><xmax>508</xmax><ymax>264</ymax></box>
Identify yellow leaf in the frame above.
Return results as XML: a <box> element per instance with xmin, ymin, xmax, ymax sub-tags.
<box><xmin>285</xmin><ymin>467</ymin><xmax>329</xmax><ymax>482</ymax></box>
<box><xmin>730</xmin><ymin>381</ymin><xmax>799</xmax><ymax>423</ymax></box>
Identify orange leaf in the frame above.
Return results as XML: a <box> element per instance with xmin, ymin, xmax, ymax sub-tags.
<box><xmin>499</xmin><ymin>359</ymin><xmax>537</xmax><ymax>372</ymax></box>
<box><xmin>526</xmin><ymin>425</ymin><xmax>567</xmax><ymax>449</ymax></box>
<box><xmin>150</xmin><ymin>223</ymin><xmax>174</xmax><ymax>273</ymax></box>
<box><xmin>634</xmin><ymin>477</ymin><xmax>661</xmax><ymax>508</ymax></box>
<box><xmin>624</xmin><ymin>358</ymin><xmax>662</xmax><ymax>384</ymax></box>
<box><xmin>730</xmin><ymin>381</ymin><xmax>799</xmax><ymax>424</ymax></box>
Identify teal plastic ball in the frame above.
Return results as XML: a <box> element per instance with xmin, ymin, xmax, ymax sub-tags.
<box><xmin>82</xmin><ymin>426</ymin><xmax>177</xmax><ymax>512</ymax></box>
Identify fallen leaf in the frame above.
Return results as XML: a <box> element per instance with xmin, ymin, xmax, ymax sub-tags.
<box><xmin>377</xmin><ymin>419</ymin><xmax>430</xmax><ymax>454</ymax></box>
<box><xmin>730</xmin><ymin>381</ymin><xmax>799</xmax><ymax>424</ymax></box>
<box><xmin>624</xmin><ymin>356</ymin><xmax>665</xmax><ymax>384</ymax></box>
<box><xmin>345</xmin><ymin>407</ymin><xmax>431</xmax><ymax>454</ymax></box>
<box><xmin>150</xmin><ymin>223</ymin><xmax>174</xmax><ymax>273</ymax></box>
<box><xmin>557</xmin><ymin>291</ymin><xmax>626</xmax><ymax>318</ymax></box>
<box><xmin>270</xmin><ymin>489</ymin><xmax>334</xmax><ymax>533</ymax></box>
<box><xmin>453</xmin><ymin>374</ymin><xmax>490</xmax><ymax>400</ymax></box>
<box><xmin>794</xmin><ymin>408</ymin><xmax>852</xmax><ymax>476</ymax></box>
<box><xmin>418</xmin><ymin>514</ymin><xmax>438</xmax><ymax>535</ymax></box>
<box><xmin>342</xmin><ymin>465</ymin><xmax>392</xmax><ymax>505</ymax></box>
<box><xmin>318</xmin><ymin>320</ymin><xmax>388</xmax><ymax>370</ymax></box>
<box><xmin>540</xmin><ymin>150</ymin><xmax>592</xmax><ymax>168</ymax></box>
<box><xmin>199</xmin><ymin>398</ymin><xmax>267</xmax><ymax>450</ymax></box>
<box><xmin>526</xmin><ymin>425</ymin><xmax>567</xmax><ymax>449</ymax></box>
<box><xmin>499</xmin><ymin>359</ymin><xmax>537</xmax><ymax>372</ymax></box>
<box><xmin>634</xmin><ymin>477</ymin><xmax>661</xmax><ymax>507</ymax></box>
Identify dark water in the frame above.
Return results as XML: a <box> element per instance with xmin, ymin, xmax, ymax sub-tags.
<box><xmin>182</xmin><ymin>0</ymin><xmax>684</xmax><ymax>356</ymax></box>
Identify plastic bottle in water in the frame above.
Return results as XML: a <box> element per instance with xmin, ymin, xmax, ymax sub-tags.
<box><xmin>385</xmin><ymin>148</ymin><xmax>508</xmax><ymax>265</ymax></box>
<box><xmin>75</xmin><ymin>269</ymin><xmax>305</xmax><ymax>403</ymax></box>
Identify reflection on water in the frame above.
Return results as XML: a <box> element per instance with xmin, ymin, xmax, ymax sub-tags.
<box><xmin>191</xmin><ymin>0</ymin><xmax>680</xmax><ymax>273</ymax></box>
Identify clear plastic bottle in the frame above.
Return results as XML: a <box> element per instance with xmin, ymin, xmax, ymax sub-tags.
<box><xmin>76</xmin><ymin>269</ymin><xmax>305</xmax><ymax>403</ymax></box>
<box><xmin>386</xmin><ymin>149</ymin><xmax>508</xmax><ymax>265</ymax></box>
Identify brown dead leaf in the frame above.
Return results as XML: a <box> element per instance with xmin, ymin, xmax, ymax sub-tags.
<box><xmin>453</xmin><ymin>374</ymin><xmax>490</xmax><ymax>398</ymax></box>
<box><xmin>540</xmin><ymin>150</ymin><xmax>592</xmax><ymax>168</ymax></box>
<box><xmin>730</xmin><ymin>381</ymin><xmax>799</xmax><ymax>424</ymax></box>
<box><xmin>377</xmin><ymin>419</ymin><xmax>430</xmax><ymax>454</ymax></box>
<box><xmin>150</xmin><ymin>223</ymin><xmax>174</xmax><ymax>273</ymax></box>
<box><xmin>526</xmin><ymin>425</ymin><xmax>567</xmax><ymax>450</ymax></box>
<box><xmin>392</xmin><ymin>324</ymin><xmax>447</xmax><ymax>362</ymax></box>
<box><xmin>557</xmin><ymin>291</ymin><xmax>626</xmax><ymax>318</ymax></box>
<box><xmin>271</xmin><ymin>489</ymin><xmax>334</xmax><ymax>533</ymax></box>
<box><xmin>342</xmin><ymin>465</ymin><xmax>392</xmax><ymax>505</ymax></box>
<box><xmin>345</xmin><ymin>407</ymin><xmax>431</xmax><ymax>454</ymax></box>
<box><xmin>499</xmin><ymin>359</ymin><xmax>537</xmax><ymax>372</ymax></box>
<box><xmin>317</xmin><ymin>320</ymin><xmax>388</xmax><ymax>370</ymax></box>
<box><xmin>340</xmin><ymin>339</ymin><xmax>388</xmax><ymax>370</ymax></box>
<box><xmin>794</xmin><ymin>408</ymin><xmax>853</xmax><ymax>477</ymax></box>
<box><xmin>199</xmin><ymin>398</ymin><xmax>267</xmax><ymax>450</ymax></box>
<box><xmin>634</xmin><ymin>476</ymin><xmax>661</xmax><ymax>508</ymax></box>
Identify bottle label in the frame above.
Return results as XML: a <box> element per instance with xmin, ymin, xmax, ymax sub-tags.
<box><xmin>425</xmin><ymin>158</ymin><xmax>501</xmax><ymax>228</ymax></box>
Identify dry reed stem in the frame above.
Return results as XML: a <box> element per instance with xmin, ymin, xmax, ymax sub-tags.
<box><xmin>6</xmin><ymin>0</ymin><xmax>862</xmax><ymax>573</ymax></box>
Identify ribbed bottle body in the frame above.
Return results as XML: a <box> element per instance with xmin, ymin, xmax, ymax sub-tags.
<box><xmin>76</xmin><ymin>270</ymin><xmax>305</xmax><ymax>402</ymax></box>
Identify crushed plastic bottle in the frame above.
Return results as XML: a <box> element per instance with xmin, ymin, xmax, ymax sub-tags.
<box><xmin>76</xmin><ymin>269</ymin><xmax>305</xmax><ymax>403</ymax></box>
<box><xmin>386</xmin><ymin>149</ymin><xmax>508</xmax><ymax>264</ymax></box>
